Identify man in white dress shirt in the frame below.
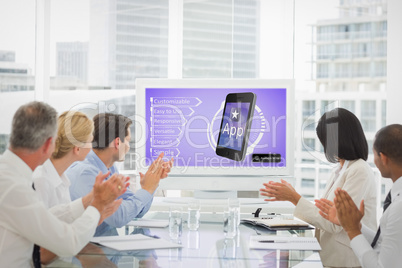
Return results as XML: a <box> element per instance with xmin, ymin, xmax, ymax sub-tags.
<box><xmin>318</xmin><ymin>124</ymin><xmax>402</xmax><ymax>268</ymax></box>
<box><xmin>0</xmin><ymin>101</ymin><xmax>129</xmax><ymax>267</ymax></box>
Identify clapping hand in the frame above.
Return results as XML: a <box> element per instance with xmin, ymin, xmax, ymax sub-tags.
<box><xmin>260</xmin><ymin>179</ymin><xmax>301</xmax><ymax>205</ymax></box>
<box><xmin>334</xmin><ymin>188</ymin><xmax>364</xmax><ymax>240</ymax></box>
<box><xmin>160</xmin><ymin>156</ymin><xmax>174</xmax><ymax>179</ymax></box>
<box><xmin>139</xmin><ymin>153</ymin><xmax>168</xmax><ymax>194</ymax></box>
<box><xmin>98</xmin><ymin>199</ymin><xmax>123</xmax><ymax>225</ymax></box>
<box><xmin>91</xmin><ymin>172</ymin><xmax>129</xmax><ymax>213</ymax></box>
<box><xmin>315</xmin><ymin>198</ymin><xmax>340</xmax><ymax>225</ymax></box>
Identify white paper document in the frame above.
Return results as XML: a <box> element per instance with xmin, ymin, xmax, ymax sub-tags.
<box><xmin>127</xmin><ymin>218</ymin><xmax>169</xmax><ymax>228</ymax></box>
<box><xmin>90</xmin><ymin>234</ymin><xmax>182</xmax><ymax>251</ymax></box>
<box><xmin>249</xmin><ymin>236</ymin><xmax>321</xmax><ymax>251</ymax></box>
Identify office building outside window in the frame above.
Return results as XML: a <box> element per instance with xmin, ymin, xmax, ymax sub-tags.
<box><xmin>295</xmin><ymin>0</ymin><xmax>387</xmax><ymax>200</ymax></box>
<box><xmin>182</xmin><ymin>0</ymin><xmax>259</xmax><ymax>78</ymax></box>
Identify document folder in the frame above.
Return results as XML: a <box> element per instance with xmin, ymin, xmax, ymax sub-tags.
<box><xmin>241</xmin><ymin>217</ymin><xmax>313</xmax><ymax>230</ymax></box>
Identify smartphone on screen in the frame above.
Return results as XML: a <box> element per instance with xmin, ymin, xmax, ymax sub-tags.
<box><xmin>216</xmin><ymin>92</ymin><xmax>256</xmax><ymax>161</ymax></box>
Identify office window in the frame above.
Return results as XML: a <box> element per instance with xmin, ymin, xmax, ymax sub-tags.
<box><xmin>1</xmin><ymin>0</ymin><xmax>391</xmax><ymax>202</ymax></box>
<box><xmin>318</xmin><ymin>44</ymin><xmax>333</xmax><ymax>59</ymax></box>
<box><xmin>354</xmin><ymin>62</ymin><xmax>370</xmax><ymax>77</ymax></box>
<box><xmin>301</xmin><ymin>159</ymin><xmax>315</xmax><ymax>163</ymax></box>
<box><xmin>301</xmin><ymin>168</ymin><xmax>315</xmax><ymax>173</ymax></box>
<box><xmin>374</xmin><ymin>61</ymin><xmax>387</xmax><ymax>77</ymax></box>
<box><xmin>301</xmin><ymin>179</ymin><xmax>315</xmax><ymax>188</ymax></box>
<box><xmin>182</xmin><ymin>0</ymin><xmax>259</xmax><ymax>78</ymax></box>
<box><xmin>337</xmin><ymin>63</ymin><xmax>351</xmax><ymax>78</ymax></box>
<box><xmin>354</xmin><ymin>42</ymin><xmax>370</xmax><ymax>58</ymax></box>
<box><xmin>361</xmin><ymin>100</ymin><xmax>376</xmax><ymax>132</ymax></box>
<box><xmin>340</xmin><ymin>100</ymin><xmax>355</xmax><ymax>113</ymax></box>
<box><xmin>46</xmin><ymin>0</ymin><xmax>171</xmax><ymax>170</ymax></box>
<box><xmin>321</xmin><ymin>100</ymin><xmax>337</xmax><ymax>114</ymax></box>
<box><xmin>373</xmin><ymin>41</ymin><xmax>387</xmax><ymax>57</ymax></box>
<box><xmin>319</xmin><ymin>168</ymin><xmax>331</xmax><ymax>174</ymax></box>
<box><xmin>0</xmin><ymin>1</ymin><xmax>36</xmax><ymax>154</ymax></box>
<box><xmin>367</xmin><ymin>139</ymin><xmax>374</xmax><ymax>153</ymax></box>
<box><xmin>317</xmin><ymin>63</ymin><xmax>329</xmax><ymax>78</ymax></box>
<box><xmin>50</xmin><ymin>0</ymin><xmax>168</xmax><ymax>90</ymax></box>
<box><xmin>302</xmin><ymin>138</ymin><xmax>315</xmax><ymax>152</ymax></box>
<box><xmin>0</xmin><ymin>135</ymin><xmax>9</xmax><ymax>153</ymax></box>
<box><xmin>302</xmin><ymin>101</ymin><xmax>316</xmax><ymax>130</ymax></box>
<box><xmin>382</xmin><ymin>100</ymin><xmax>386</xmax><ymax>127</ymax></box>
<box><xmin>296</xmin><ymin>0</ymin><xmax>387</xmax><ymax>200</ymax></box>
<box><xmin>335</xmin><ymin>43</ymin><xmax>351</xmax><ymax>59</ymax></box>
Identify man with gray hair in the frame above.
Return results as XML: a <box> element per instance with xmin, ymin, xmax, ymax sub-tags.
<box><xmin>0</xmin><ymin>101</ymin><xmax>130</xmax><ymax>267</ymax></box>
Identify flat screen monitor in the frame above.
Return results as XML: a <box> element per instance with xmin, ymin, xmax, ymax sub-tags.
<box><xmin>135</xmin><ymin>79</ymin><xmax>294</xmax><ymax>190</ymax></box>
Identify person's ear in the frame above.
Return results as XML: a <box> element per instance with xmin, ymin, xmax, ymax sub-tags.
<box><xmin>113</xmin><ymin>137</ymin><xmax>120</xmax><ymax>149</ymax></box>
<box><xmin>72</xmin><ymin>146</ymin><xmax>80</xmax><ymax>156</ymax></box>
<box><xmin>379</xmin><ymin>152</ymin><xmax>388</xmax><ymax>166</ymax></box>
<box><xmin>42</xmin><ymin>137</ymin><xmax>53</xmax><ymax>154</ymax></box>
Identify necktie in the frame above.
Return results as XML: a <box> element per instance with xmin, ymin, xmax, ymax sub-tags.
<box><xmin>32</xmin><ymin>183</ymin><xmax>41</xmax><ymax>268</ymax></box>
<box><xmin>371</xmin><ymin>191</ymin><xmax>392</xmax><ymax>248</ymax></box>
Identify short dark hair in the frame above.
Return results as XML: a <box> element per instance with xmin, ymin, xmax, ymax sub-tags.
<box><xmin>92</xmin><ymin>113</ymin><xmax>132</xmax><ymax>150</ymax></box>
<box><xmin>316</xmin><ymin>108</ymin><xmax>368</xmax><ymax>163</ymax></box>
<box><xmin>373</xmin><ymin>124</ymin><xmax>402</xmax><ymax>164</ymax></box>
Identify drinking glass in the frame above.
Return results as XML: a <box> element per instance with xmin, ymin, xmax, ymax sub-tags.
<box><xmin>169</xmin><ymin>206</ymin><xmax>183</xmax><ymax>240</ymax></box>
<box><xmin>187</xmin><ymin>199</ymin><xmax>200</xmax><ymax>231</ymax></box>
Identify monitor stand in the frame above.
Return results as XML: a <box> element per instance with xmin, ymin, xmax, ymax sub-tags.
<box><xmin>193</xmin><ymin>190</ymin><xmax>237</xmax><ymax>199</ymax></box>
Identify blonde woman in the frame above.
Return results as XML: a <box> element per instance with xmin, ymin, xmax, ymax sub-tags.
<box><xmin>33</xmin><ymin>111</ymin><xmax>95</xmax><ymax>209</ymax></box>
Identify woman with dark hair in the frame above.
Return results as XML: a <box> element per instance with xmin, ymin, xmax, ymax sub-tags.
<box><xmin>260</xmin><ymin>108</ymin><xmax>377</xmax><ymax>268</ymax></box>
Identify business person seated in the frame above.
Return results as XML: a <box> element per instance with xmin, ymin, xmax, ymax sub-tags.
<box><xmin>33</xmin><ymin>111</ymin><xmax>98</xmax><ymax>209</ymax></box>
<box><xmin>260</xmin><ymin>108</ymin><xmax>377</xmax><ymax>267</ymax></box>
<box><xmin>32</xmin><ymin>111</ymin><xmax>122</xmax><ymax>265</ymax></box>
<box><xmin>316</xmin><ymin>124</ymin><xmax>402</xmax><ymax>268</ymax></box>
<box><xmin>67</xmin><ymin>113</ymin><xmax>173</xmax><ymax>236</ymax></box>
<box><xmin>0</xmin><ymin>101</ymin><xmax>128</xmax><ymax>268</ymax></box>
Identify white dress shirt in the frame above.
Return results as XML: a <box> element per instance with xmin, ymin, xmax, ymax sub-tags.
<box><xmin>33</xmin><ymin>159</ymin><xmax>72</xmax><ymax>209</ymax></box>
<box><xmin>0</xmin><ymin>150</ymin><xmax>100</xmax><ymax>268</ymax></box>
<box><xmin>350</xmin><ymin>176</ymin><xmax>402</xmax><ymax>268</ymax></box>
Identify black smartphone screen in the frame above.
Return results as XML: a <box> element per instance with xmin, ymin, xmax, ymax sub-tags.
<box><xmin>216</xmin><ymin>92</ymin><xmax>256</xmax><ymax>161</ymax></box>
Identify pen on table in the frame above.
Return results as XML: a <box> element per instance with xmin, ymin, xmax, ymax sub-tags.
<box><xmin>148</xmin><ymin>234</ymin><xmax>160</xmax><ymax>239</ymax></box>
<box><xmin>258</xmin><ymin>240</ymin><xmax>288</xmax><ymax>243</ymax></box>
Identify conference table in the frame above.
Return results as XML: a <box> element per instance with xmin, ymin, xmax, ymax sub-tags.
<box><xmin>47</xmin><ymin>213</ymin><xmax>323</xmax><ymax>268</ymax></box>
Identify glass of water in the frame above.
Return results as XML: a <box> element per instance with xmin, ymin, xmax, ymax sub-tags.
<box><xmin>224</xmin><ymin>198</ymin><xmax>240</xmax><ymax>238</ymax></box>
<box><xmin>187</xmin><ymin>199</ymin><xmax>200</xmax><ymax>231</ymax></box>
<box><xmin>228</xmin><ymin>198</ymin><xmax>240</xmax><ymax>227</ymax></box>
<box><xmin>169</xmin><ymin>206</ymin><xmax>183</xmax><ymax>240</ymax></box>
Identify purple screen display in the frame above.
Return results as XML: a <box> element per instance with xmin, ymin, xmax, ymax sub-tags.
<box><xmin>145</xmin><ymin>88</ymin><xmax>287</xmax><ymax>167</ymax></box>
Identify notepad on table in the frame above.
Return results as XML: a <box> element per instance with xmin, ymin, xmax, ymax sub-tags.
<box><xmin>249</xmin><ymin>235</ymin><xmax>321</xmax><ymax>250</ymax></box>
<box><xmin>127</xmin><ymin>218</ymin><xmax>169</xmax><ymax>228</ymax></box>
<box><xmin>90</xmin><ymin>234</ymin><xmax>182</xmax><ymax>251</ymax></box>
<box><xmin>241</xmin><ymin>217</ymin><xmax>313</xmax><ymax>230</ymax></box>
